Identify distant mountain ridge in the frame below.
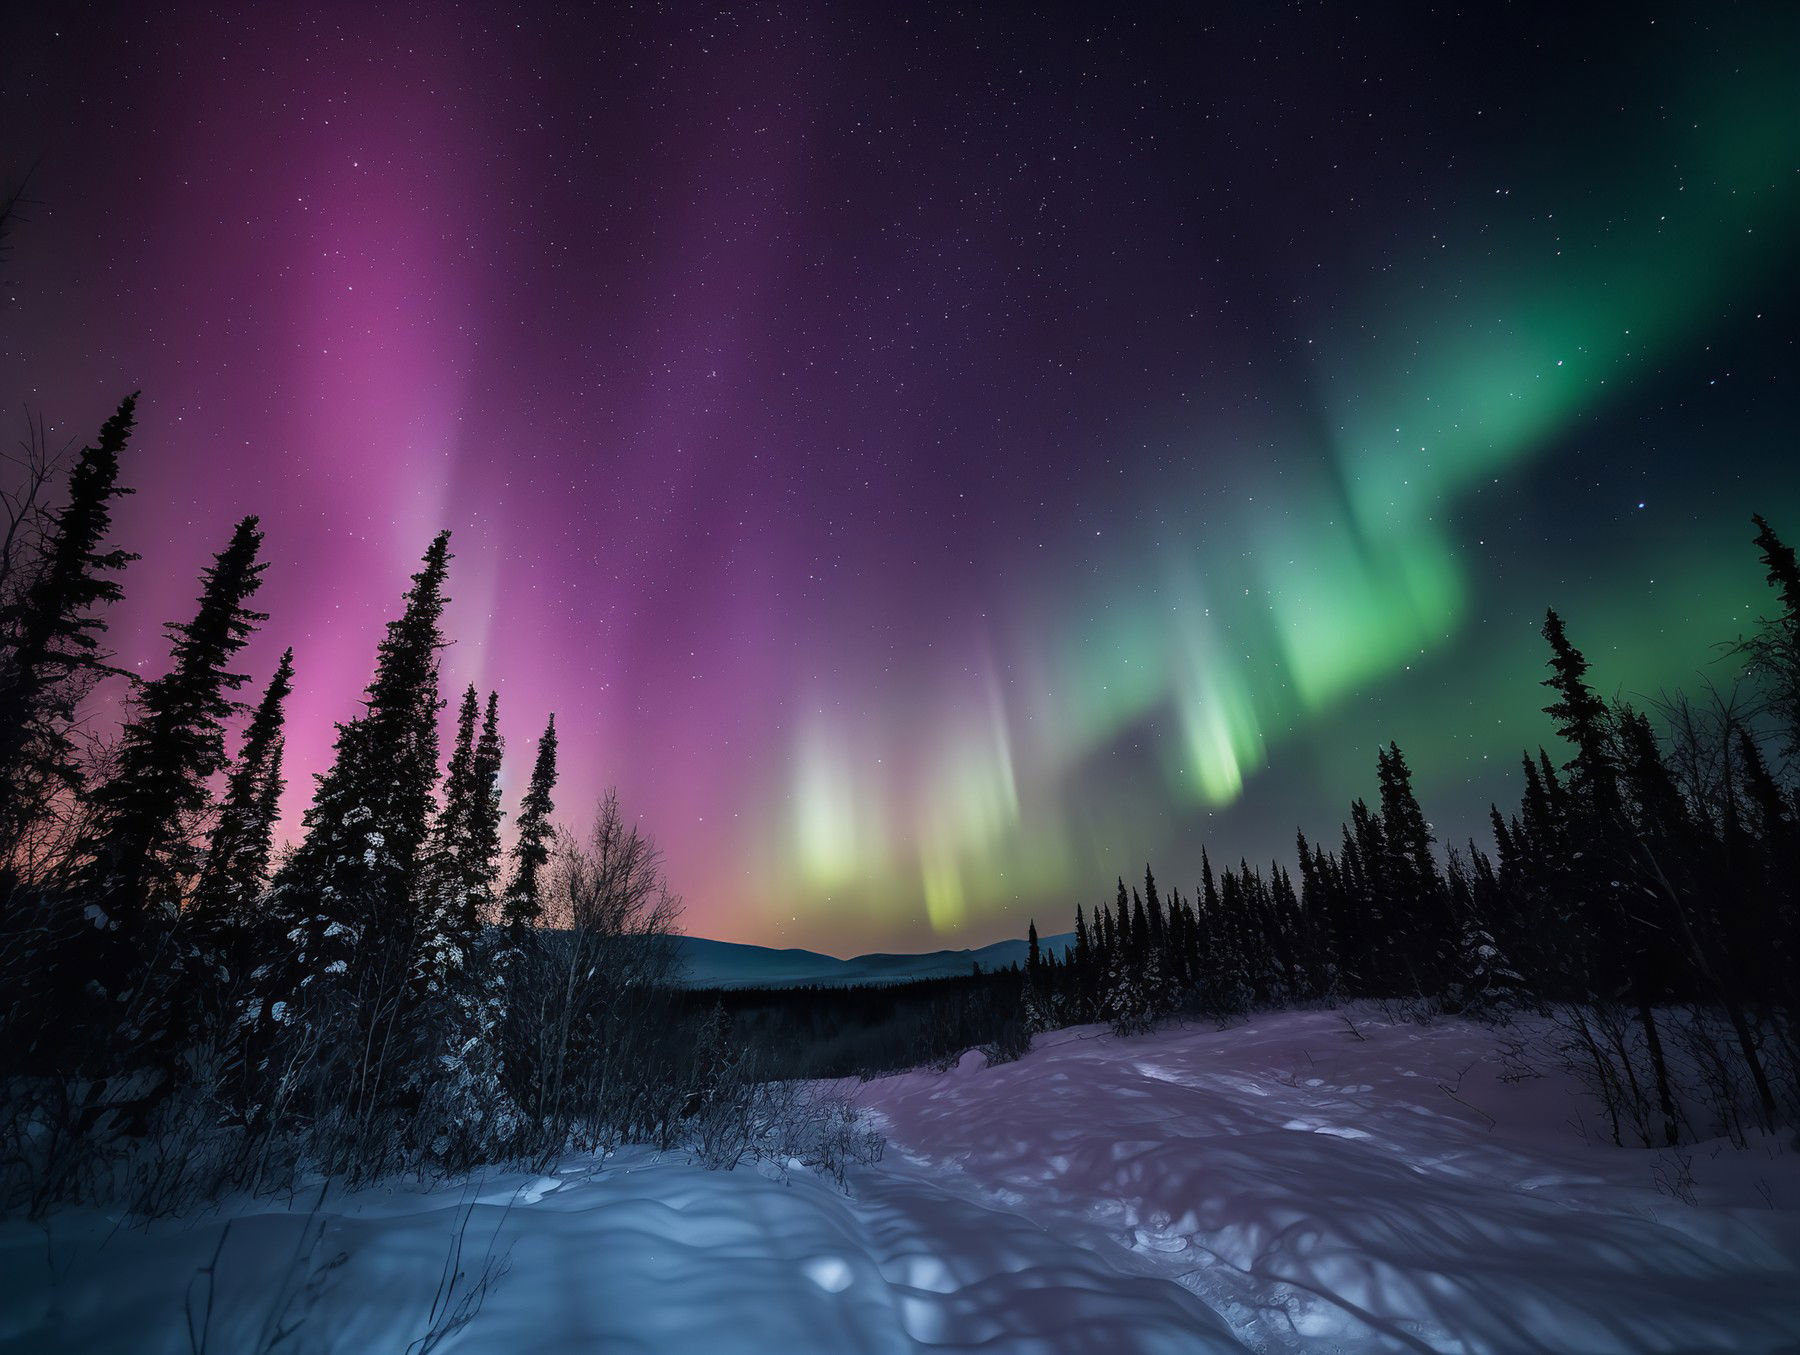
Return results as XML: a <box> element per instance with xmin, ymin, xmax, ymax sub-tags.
<box><xmin>674</xmin><ymin>931</ymin><xmax>1076</xmax><ymax>989</ymax></box>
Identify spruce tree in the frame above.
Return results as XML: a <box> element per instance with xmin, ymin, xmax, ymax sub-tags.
<box><xmin>1241</xmin><ymin>860</ymin><xmax>1280</xmax><ymax>1002</ymax></box>
<box><xmin>415</xmin><ymin>687</ymin><xmax>509</xmax><ymax>1153</ymax></box>
<box><xmin>1143</xmin><ymin>865</ymin><xmax>1165</xmax><ymax>950</ymax></box>
<box><xmin>1616</xmin><ymin>710</ymin><xmax>1692</xmax><ymax>850</ymax></box>
<box><xmin>1540</xmin><ymin>609</ymin><xmax>1679</xmax><ymax>1145</ymax></box>
<box><xmin>1737</xmin><ymin>728</ymin><xmax>1791</xmax><ymax>849</ymax></box>
<box><xmin>418</xmin><ymin>683</ymin><xmax>481</xmax><ymax>985</ymax></box>
<box><xmin>1294</xmin><ymin>828</ymin><xmax>1334</xmax><ymax>992</ymax></box>
<box><xmin>1376</xmin><ymin>742</ymin><xmax>1446</xmax><ymax>992</ymax></box>
<box><xmin>1189</xmin><ymin>865</ymin><xmax>1213</xmax><ymax>986</ymax></box>
<box><xmin>266</xmin><ymin>531</ymin><xmax>452</xmax><ymax>1019</ymax></box>
<box><xmin>1165</xmin><ymin>889</ymin><xmax>1190</xmax><ymax>990</ymax></box>
<box><xmin>83</xmin><ymin>516</ymin><xmax>268</xmax><ymax>919</ymax></box>
<box><xmin>501</xmin><ymin>714</ymin><xmax>559</xmax><ymax>930</ymax></box>
<box><xmin>1752</xmin><ymin>513</ymin><xmax>1800</xmax><ymax>616</ymax></box>
<box><xmin>417</xmin><ymin>686</ymin><xmax>505</xmax><ymax>992</ymax></box>
<box><xmin>1488</xmin><ymin>805</ymin><xmax>1516</xmax><ymax>877</ymax></box>
<box><xmin>0</xmin><ymin>395</ymin><xmax>139</xmax><ymax>863</ymax></box>
<box><xmin>471</xmin><ymin>692</ymin><xmax>505</xmax><ymax>891</ymax></box>
<box><xmin>1071</xmin><ymin>903</ymin><xmax>1096</xmax><ymax>1018</ymax></box>
<box><xmin>1541</xmin><ymin>610</ymin><xmax>1619</xmax><ymax>809</ymax></box>
<box><xmin>1444</xmin><ymin>845</ymin><xmax>1525</xmax><ymax>1014</ymax></box>
<box><xmin>1745</xmin><ymin>515</ymin><xmax>1800</xmax><ymax>758</ymax></box>
<box><xmin>1376</xmin><ymin>744</ymin><xmax>1436</xmax><ymax>890</ymax></box>
<box><xmin>1347</xmin><ymin>798</ymin><xmax>1391</xmax><ymax>990</ymax></box>
<box><xmin>191</xmin><ymin>646</ymin><xmax>294</xmax><ymax>933</ymax></box>
<box><xmin>1269</xmin><ymin>862</ymin><xmax>1303</xmax><ymax>995</ymax></box>
<box><xmin>1217</xmin><ymin>866</ymin><xmax>1251</xmax><ymax>1009</ymax></box>
<box><xmin>441</xmin><ymin>685</ymin><xmax>483</xmax><ymax>838</ymax></box>
<box><xmin>1102</xmin><ymin>938</ymin><xmax>1155</xmax><ymax>1035</ymax></box>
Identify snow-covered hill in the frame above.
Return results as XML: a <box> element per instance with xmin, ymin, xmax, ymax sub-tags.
<box><xmin>5</xmin><ymin>1008</ymin><xmax>1797</xmax><ymax>1353</ymax></box>
<box><xmin>673</xmin><ymin>930</ymin><xmax>1075</xmax><ymax>988</ymax></box>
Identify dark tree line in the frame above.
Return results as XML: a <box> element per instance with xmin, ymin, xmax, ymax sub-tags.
<box><xmin>1022</xmin><ymin>518</ymin><xmax>1800</xmax><ymax>1147</ymax></box>
<box><xmin>687</xmin><ymin>969</ymin><xmax>1035</xmax><ymax>1082</ymax></box>
<box><xmin>0</xmin><ymin>396</ymin><xmax>874</xmax><ymax>1217</ymax></box>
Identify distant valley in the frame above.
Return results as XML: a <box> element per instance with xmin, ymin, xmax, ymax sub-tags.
<box><xmin>673</xmin><ymin>931</ymin><xmax>1075</xmax><ymax>988</ymax></box>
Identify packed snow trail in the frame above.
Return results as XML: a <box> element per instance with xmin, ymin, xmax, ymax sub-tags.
<box><xmin>856</xmin><ymin>1011</ymin><xmax>1800</xmax><ymax>1353</ymax></box>
<box><xmin>0</xmin><ymin>1143</ymin><xmax>1241</xmax><ymax>1353</ymax></box>
<box><xmin>3</xmin><ymin>1009</ymin><xmax>1798</xmax><ymax>1353</ymax></box>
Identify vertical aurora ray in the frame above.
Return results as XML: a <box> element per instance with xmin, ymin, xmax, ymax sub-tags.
<box><xmin>791</xmin><ymin>715</ymin><xmax>873</xmax><ymax>893</ymax></box>
<box><xmin>1157</xmin><ymin>557</ymin><xmax>1272</xmax><ymax>807</ymax></box>
<box><xmin>916</xmin><ymin>676</ymin><xmax>1021</xmax><ymax>930</ymax></box>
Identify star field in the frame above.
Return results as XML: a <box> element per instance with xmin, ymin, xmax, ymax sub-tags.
<box><xmin>2</xmin><ymin>2</ymin><xmax>1796</xmax><ymax>953</ymax></box>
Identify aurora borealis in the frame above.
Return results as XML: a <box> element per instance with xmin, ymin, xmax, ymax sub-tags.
<box><xmin>3</xmin><ymin>4</ymin><xmax>1797</xmax><ymax>954</ymax></box>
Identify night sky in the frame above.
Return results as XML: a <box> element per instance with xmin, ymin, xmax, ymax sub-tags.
<box><xmin>3</xmin><ymin>4</ymin><xmax>1796</xmax><ymax>955</ymax></box>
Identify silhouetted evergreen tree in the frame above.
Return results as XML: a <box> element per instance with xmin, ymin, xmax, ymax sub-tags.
<box><xmin>0</xmin><ymin>395</ymin><xmax>139</xmax><ymax>864</ymax></box>
<box><xmin>82</xmin><ymin>516</ymin><xmax>268</xmax><ymax>922</ymax></box>
<box><xmin>190</xmin><ymin>646</ymin><xmax>294</xmax><ymax>936</ymax></box>
<box><xmin>501</xmin><ymin>714</ymin><xmax>559</xmax><ymax>931</ymax></box>
<box><xmin>1348</xmin><ymin>799</ymin><xmax>1392</xmax><ymax>990</ymax></box>
<box><xmin>264</xmin><ymin>532</ymin><xmax>452</xmax><ymax>1027</ymax></box>
<box><xmin>1443</xmin><ymin>844</ymin><xmax>1524</xmax><ymax>1014</ymax></box>
<box><xmin>1376</xmin><ymin>742</ymin><xmax>1447</xmax><ymax>991</ymax></box>
<box><xmin>1540</xmin><ymin>609</ymin><xmax>1679</xmax><ymax>1146</ymax></box>
<box><xmin>1746</xmin><ymin>515</ymin><xmax>1800</xmax><ymax>759</ymax></box>
<box><xmin>418</xmin><ymin>685</ymin><xmax>506</xmax><ymax>993</ymax></box>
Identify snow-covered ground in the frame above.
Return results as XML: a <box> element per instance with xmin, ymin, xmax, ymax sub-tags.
<box><xmin>4</xmin><ymin>1009</ymin><xmax>1797</xmax><ymax>1353</ymax></box>
<box><xmin>858</xmin><ymin>1011</ymin><xmax>1800</xmax><ymax>1353</ymax></box>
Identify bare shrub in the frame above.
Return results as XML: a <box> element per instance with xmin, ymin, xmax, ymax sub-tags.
<box><xmin>1548</xmin><ymin>1001</ymin><xmax>1663</xmax><ymax>1148</ymax></box>
<box><xmin>760</xmin><ymin>1085</ymin><xmax>886</xmax><ymax>1189</ymax></box>
<box><xmin>184</xmin><ymin>1187</ymin><xmax>349</xmax><ymax>1355</ymax></box>
<box><xmin>500</xmin><ymin>791</ymin><xmax>683</xmax><ymax>1168</ymax></box>
<box><xmin>407</xmin><ymin>1194</ymin><xmax>514</xmax><ymax>1355</ymax></box>
<box><xmin>1651</xmin><ymin>1148</ymin><xmax>1699</xmax><ymax>1207</ymax></box>
<box><xmin>180</xmin><ymin>1185</ymin><xmax>511</xmax><ymax>1355</ymax></box>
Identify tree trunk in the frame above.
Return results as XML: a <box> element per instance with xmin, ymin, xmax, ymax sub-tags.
<box><xmin>1635</xmin><ymin>991</ymin><xmax>1681</xmax><ymax>1147</ymax></box>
